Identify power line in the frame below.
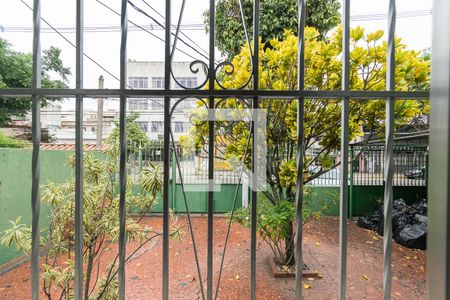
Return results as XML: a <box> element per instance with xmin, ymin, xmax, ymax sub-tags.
<box><xmin>351</xmin><ymin>9</ymin><xmax>431</xmax><ymax>21</ymax></box>
<box><xmin>18</xmin><ymin>0</ymin><xmax>183</xmax><ymax>113</ymax></box>
<box><xmin>2</xmin><ymin>24</ymin><xmax>206</xmax><ymax>33</ymax></box>
<box><xmin>126</xmin><ymin>0</ymin><xmax>210</xmax><ymax>62</ymax></box>
<box><xmin>138</xmin><ymin>0</ymin><xmax>210</xmax><ymax>58</ymax></box>
<box><xmin>95</xmin><ymin>0</ymin><xmax>198</xmax><ymax>61</ymax></box>
<box><xmin>1</xmin><ymin>9</ymin><xmax>432</xmax><ymax>34</ymax></box>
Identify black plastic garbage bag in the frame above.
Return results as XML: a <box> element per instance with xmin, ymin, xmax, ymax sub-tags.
<box><xmin>357</xmin><ymin>216</ymin><xmax>380</xmax><ymax>231</ymax></box>
<box><xmin>411</xmin><ymin>199</ymin><xmax>427</xmax><ymax>215</ymax></box>
<box><xmin>375</xmin><ymin>206</ymin><xmax>384</xmax><ymax>235</ymax></box>
<box><xmin>357</xmin><ymin>198</ymin><xmax>428</xmax><ymax>250</ymax></box>
<box><xmin>396</xmin><ymin>222</ymin><xmax>427</xmax><ymax>250</ymax></box>
<box><xmin>414</xmin><ymin>214</ymin><xmax>427</xmax><ymax>223</ymax></box>
<box><xmin>392</xmin><ymin>213</ymin><xmax>411</xmax><ymax>240</ymax></box>
<box><xmin>394</xmin><ymin>198</ymin><xmax>407</xmax><ymax>210</ymax></box>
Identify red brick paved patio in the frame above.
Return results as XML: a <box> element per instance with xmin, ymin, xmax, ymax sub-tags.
<box><xmin>0</xmin><ymin>216</ymin><xmax>426</xmax><ymax>299</ymax></box>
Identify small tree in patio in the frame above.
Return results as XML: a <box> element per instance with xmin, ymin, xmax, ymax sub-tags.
<box><xmin>1</xmin><ymin>151</ymin><xmax>181</xmax><ymax>299</ymax></box>
<box><xmin>183</xmin><ymin>26</ymin><xmax>430</xmax><ymax>267</ymax></box>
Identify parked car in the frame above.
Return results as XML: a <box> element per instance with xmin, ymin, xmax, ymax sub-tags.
<box><xmin>404</xmin><ymin>166</ymin><xmax>426</xmax><ymax>179</ymax></box>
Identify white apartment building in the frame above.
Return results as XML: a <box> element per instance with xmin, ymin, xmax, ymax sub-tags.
<box><xmin>35</xmin><ymin>62</ymin><xmax>205</xmax><ymax>144</ymax></box>
<box><xmin>127</xmin><ymin>61</ymin><xmax>207</xmax><ymax>141</ymax></box>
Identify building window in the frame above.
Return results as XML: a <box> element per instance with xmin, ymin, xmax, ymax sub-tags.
<box><xmin>174</xmin><ymin>121</ymin><xmax>188</xmax><ymax>133</ymax></box>
<box><xmin>152</xmin><ymin>77</ymin><xmax>165</xmax><ymax>89</ymax></box>
<box><xmin>150</xmin><ymin>99</ymin><xmax>164</xmax><ymax>110</ymax></box>
<box><xmin>175</xmin><ymin>77</ymin><xmax>197</xmax><ymax>89</ymax></box>
<box><xmin>150</xmin><ymin>121</ymin><xmax>164</xmax><ymax>132</ymax></box>
<box><xmin>176</xmin><ymin>99</ymin><xmax>197</xmax><ymax>110</ymax></box>
<box><xmin>137</xmin><ymin>121</ymin><xmax>149</xmax><ymax>132</ymax></box>
<box><xmin>129</xmin><ymin>99</ymin><xmax>148</xmax><ymax>111</ymax></box>
<box><xmin>128</xmin><ymin>77</ymin><xmax>148</xmax><ymax>89</ymax></box>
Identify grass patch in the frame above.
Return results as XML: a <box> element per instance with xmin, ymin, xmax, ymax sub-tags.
<box><xmin>0</xmin><ymin>131</ymin><xmax>26</xmax><ymax>148</ymax></box>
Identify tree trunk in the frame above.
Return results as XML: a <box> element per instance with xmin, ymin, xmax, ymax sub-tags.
<box><xmin>284</xmin><ymin>220</ymin><xmax>295</xmax><ymax>266</ymax></box>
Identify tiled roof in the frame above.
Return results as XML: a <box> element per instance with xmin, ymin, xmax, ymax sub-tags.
<box><xmin>38</xmin><ymin>143</ymin><xmax>110</xmax><ymax>151</ymax></box>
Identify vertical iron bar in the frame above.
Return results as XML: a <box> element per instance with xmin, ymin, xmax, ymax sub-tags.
<box><xmin>214</xmin><ymin>128</ymin><xmax>252</xmax><ymax>300</ymax></box>
<box><xmin>170</xmin><ymin>131</ymin><xmax>206</xmax><ymax>299</ymax></box>
<box><xmin>31</xmin><ymin>0</ymin><xmax>41</xmax><ymax>299</ymax></box>
<box><xmin>339</xmin><ymin>0</ymin><xmax>350</xmax><ymax>299</ymax></box>
<box><xmin>75</xmin><ymin>0</ymin><xmax>84</xmax><ymax>299</ymax></box>
<box><xmin>163</xmin><ymin>0</ymin><xmax>171</xmax><ymax>298</ymax></box>
<box><xmin>118</xmin><ymin>0</ymin><xmax>128</xmax><ymax>299</ymax></box>
<box><xmin>169</xmin><ymin>0</ymin><xmax>186</xmax><ymax>61</ymax></box>
<box><xmin>426</xmin><ymin>2</ymin><xmax>450</xmax><ymax>274</ymax></box>
<box><xmin>250</xmin><ymin>0</ymin><xmax>260</xmax><ymax>299</ymax></box>
<box><xmin>349</xmin><ymin>147</ymin><xmax>354</xmax><ymax>219</ymax></box>
<box><xmin>295</xmin><ymin>0</ymin><xmax>306</xmax><ymax>299</ymax></box>
<box><xmin>207</xmin><ymin>0</ymin><xmax>215</xmax><ymax>298</ymax></box>
<box><xmin>384</xmin><ymin>1</ymin><xmax>395</xmax><ymax>298</ymax></box>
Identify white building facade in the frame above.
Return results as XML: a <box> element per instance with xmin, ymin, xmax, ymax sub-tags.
<box><xmin>127</xmin><ymin>61</ymin><xmax>207</xmax><ymax>141</ymax></box>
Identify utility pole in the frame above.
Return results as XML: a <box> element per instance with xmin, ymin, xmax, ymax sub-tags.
<box><xmin>96</xmin><ymin>75</ymin><xmax>104</xmax><ymax>147</ymax></box>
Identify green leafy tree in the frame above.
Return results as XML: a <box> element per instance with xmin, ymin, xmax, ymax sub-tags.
<box><xmin>106</xmin><ymin>112</ymin><xmax>150</xmax><ymax>155</ymax></box>
<box><xmin>205</xmin><ymin>0</ymin><xmax>341</xmax><ymax>57</ymax></box>
<box><xmin>0</xmin><ymin>38</ymin><xmax>70</xmax><ymax>125</ymax></box>
<box><xmin>184</xmin><ymin>26</ymin><xmax>430</xmax><ymax>266</ymax></box>
<box><xmin>1</xmin><ymin>151</ymin><xmax>181</xmax><ymax>299</ymax></box>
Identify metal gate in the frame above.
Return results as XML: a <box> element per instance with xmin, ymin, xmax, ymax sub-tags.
<box><xmin>1</xmin><ymin>0</ymin><xmax>449</xmax><ymax>299</ymax></box>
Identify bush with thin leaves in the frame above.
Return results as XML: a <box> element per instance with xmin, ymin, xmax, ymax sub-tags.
<box><xmin>1</xmin><ymin>151</ymin><xmax>181</xmax><ymax>299</ymax></box>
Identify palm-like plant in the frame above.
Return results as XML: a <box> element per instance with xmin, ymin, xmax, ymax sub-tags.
<box><xmin>1</xmin><ymin>151</ymin><xmax>180</xmax><ymax>299</ymax></box>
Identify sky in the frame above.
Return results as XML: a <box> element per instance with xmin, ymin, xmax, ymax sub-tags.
<box><xmin>0</xmin><ymin>0</ymin><xmax>432</xmax><ymax>92</ymax></box>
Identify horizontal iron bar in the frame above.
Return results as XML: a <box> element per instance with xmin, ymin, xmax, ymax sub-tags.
<box><xmin>0</xmin><ymin>88</ymin><xmax>430</xmax><ymax>99</ymax></box>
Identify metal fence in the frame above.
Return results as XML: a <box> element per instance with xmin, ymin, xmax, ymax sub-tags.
<box><xmin>129</xmin><ymin>146</ymin><xmax>241</xmax><ymax>184</ymax></box>
<box><xmin>305</xmin><ymin>144</ymin><xmax>428</xmax><ymax>187</ymax></box>
<box><xmin>1</xmin><ymin>0</ymin><xmax>446</xmax><ymax>299</ymax></box>
<box><xmin>350</xmin><ymin>145</ymin><xmax>428</xmax><ymax>186</ymax></box>
<box><xmin>351</xmin><ymin>144</ymin><xmax>428</xmax><ymax>186</ymax></box>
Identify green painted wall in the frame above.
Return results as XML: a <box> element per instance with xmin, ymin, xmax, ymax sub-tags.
<box><xmin>0</xmin><ymin>148</ymin><xmax>74</xmax><ymax>265</ymax></box>
<box><xmin>0</xmin><ymin>149</ymin><xmax>245</xmax><ymax>266</ymax></box>
<box><xmin>150</xmin><ymin>184</ymin><xmax>243</xmax><ymax>213</ymax></box>
<box><xmin>351</xmin><ymin>185</ymin><xmax>427</xmax><ymax>216</ymax></box>
<box><xmin>0</xmin><ymin>148</ymin><xmax>427</xmax><ymax>267</ymax></box>
<box><xmin>305</xmin><ymin>185</ymin><xmax>427</xmax><ymax>217</ymax></box>
<box><xmin>307</xmin><ymin>186</ymin><xmax>340</xmax><ymax>216</ymax></box>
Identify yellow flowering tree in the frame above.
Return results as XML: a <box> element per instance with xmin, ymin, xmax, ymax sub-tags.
<box><xmin>185</xmin><ymin>26</ymin><xmax>430</xmax><ymax>266</ymax></box>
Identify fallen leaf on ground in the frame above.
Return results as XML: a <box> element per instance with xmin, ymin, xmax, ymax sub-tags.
<box><xmin>361</xmin><ymin>274</ymin><xmax>369</xmax><ymax>281</ymax></box>
<box><xmin>315</xmin><ymin>242</ymin><xmax>320</xmax><ymax>246</ymax></box>
<box><xmin>235</xmin><ymin>274</ymin><xmax>240</xmax><ymax>280</ymax></box>
<box><xmin>303</xmin><ymin>283</ymin><xmax>311</xmax><ymax>289</ymax></box>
